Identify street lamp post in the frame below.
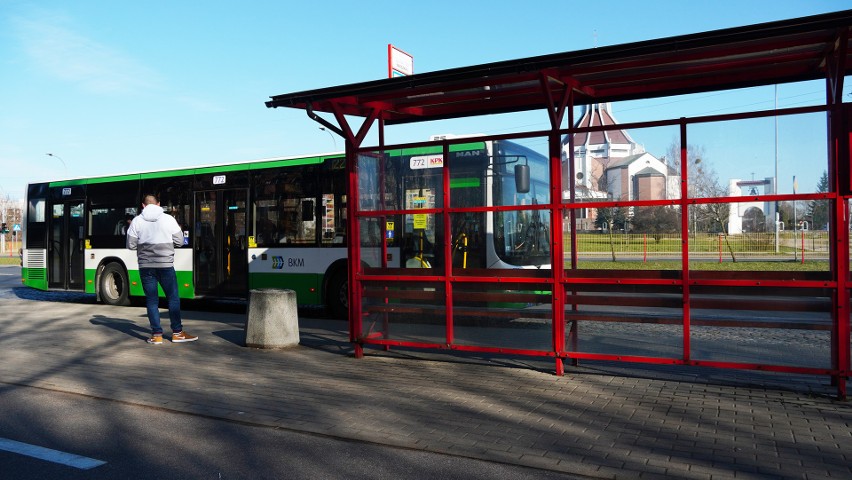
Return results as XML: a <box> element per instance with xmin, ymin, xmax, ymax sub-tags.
<box><xmin>693</xmin><ymin>206</ymin><xmax>697</xmax><ymax>240</ymax></box>
<box><xmin>319</xmin><ymin>127</ymin><xmax>337</xmax><ymax>150</ymax></box>
<box><xmin>46</xmin><ymin>153</ymin><xmax>69</xmax><ymax>178</ymax></box>
<box><xmin>0</xmin><ymin>204</ymin><xmax>4</xmax><ymax>254</ymax></box>
<box><xmin>774</xmin><ymin>84</ymin><xmax>780</xmax><ymax>254</ymax></box>
<box><xmin>693</xmin><ymin>158</ymin><xmax>702</xmax><ymax>240</ymax></box>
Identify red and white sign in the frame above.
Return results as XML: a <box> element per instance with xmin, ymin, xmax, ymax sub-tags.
<box><xmin>388</xmin><ymin>44</ymin><xmax>413</xmax><ymax>78</ymax></box>
<box><xmin>409</xmin><ymin>155</ymin><xmax>443</xmax><ymax>170</ymax></box>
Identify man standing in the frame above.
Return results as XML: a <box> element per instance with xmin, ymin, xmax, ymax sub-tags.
<box><xmin>127</xmin><ymin>194</ymin><xmax>197</xmax><ymax>344</ymax></box>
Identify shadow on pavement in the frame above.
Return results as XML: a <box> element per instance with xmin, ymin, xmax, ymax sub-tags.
<box><xmin>212</xmin><ymin>329</ymin><xmax>245</xmax><ymax>346</ymax></box>
<box><xmin>89</xmin><ymin>315</ymin><xmax>149</xmax><ymax>341</ymax></box>
<box><xmin>22</xmin><ymin>286</ymin><xmax>842</xmax><ymax>399</ymax></box>
<box><xmin>13</xmin><ymin>286</ymin><xmax>96</xmax><ymax>303</ymax></box>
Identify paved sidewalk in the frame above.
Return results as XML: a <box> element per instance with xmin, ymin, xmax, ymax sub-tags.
<box><xmin>0</xmin><ymin>289</ymin><xmax>850</xmax><ymax>479</ymax></box>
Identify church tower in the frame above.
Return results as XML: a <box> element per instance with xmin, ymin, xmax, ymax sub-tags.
<box><xmin>562</xmin><ymin>103</ymin><xmax>645</xmax><ymax>195</ymax></box>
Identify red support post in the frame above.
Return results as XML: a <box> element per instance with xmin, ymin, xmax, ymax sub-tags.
<box><xmin>334</xmin><ymin>103</ymin><xmax>378</xmax><ymax>357</ymax></box>
<box><xmin>827</xmin><ymin>87</ymin><xmax>850</xmax><ymax>399</ymax></box>
<box><xmin>680</xmin><ymin>122</ymin><xmax>691</xmax><ymax>363</ymax></box>
<box><xmin>540</xmin><ymin>79</ymin><xmax>569</xmax><ymax>375</ymax></box>
<box><xmin>566</xmin><ymin>92</ymin><xmax>579</xmax><ymax>366</ymax></box>
<box><xmin>442</xmin><ymin>142</ymin><xmax>454</xmax><ymax>348</ymax></box>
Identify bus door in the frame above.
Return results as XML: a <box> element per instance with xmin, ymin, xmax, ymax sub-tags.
<box><xmin>403</xmin><ymin>186</ymin><xmax>437</xmax><ymax>268</ymax></box>
<box><xmin>194</xmin><ymin>189</ymin><xmax>248</xmax><ymax>296</ymax></box>
<box><xmin>48</xmin><ymin>200</ymin><xmax>86</xmax><ymax>290</ymax></box>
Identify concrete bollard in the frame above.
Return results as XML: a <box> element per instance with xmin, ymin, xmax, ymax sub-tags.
<box><xmin>245</xmin><ymin>288</ymin><xmax>300</xmax><ymax>349</ymax></box>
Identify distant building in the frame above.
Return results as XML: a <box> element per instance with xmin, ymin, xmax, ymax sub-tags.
<box><xmin>727</xmin><ymin>178</ymin><xmax>777</xmax><ymax>234</ymax></box>
<box><xmin>1</xmin><ymin>199</ymin><xmax>24</xmax><ymax>254</ymax></box>
<box><xmin>601</xmin><ymin>153</ymin><xmax>674</xmax><ymax>201</ymax></box>
<box><xmin>562</xmin><ymin>103</ymin><xmax>676</xmax><ymax>229</ymax></box>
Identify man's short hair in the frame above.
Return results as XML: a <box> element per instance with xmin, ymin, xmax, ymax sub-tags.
<box><xmin>143</xmin><ymin>194</ymin><xmax>159</xmax><ymax>205</ymax></box>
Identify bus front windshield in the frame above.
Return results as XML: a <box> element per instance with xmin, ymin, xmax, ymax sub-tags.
<box><xmin>492</xmin><ymin>141</ymin><xmax>551</xmax><ymax>267</ymax></box>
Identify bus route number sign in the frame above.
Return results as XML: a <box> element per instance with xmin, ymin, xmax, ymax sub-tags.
<box><xmin>409</xmin><ymin>155</ymin><xmax>443</xmax><ymax>170</ymax></box>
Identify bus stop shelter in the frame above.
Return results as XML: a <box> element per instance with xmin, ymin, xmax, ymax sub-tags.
<box><xmin>267</xmin><ymin>10</ymin><xmax>852</xmax><ymax>398</ymax></box>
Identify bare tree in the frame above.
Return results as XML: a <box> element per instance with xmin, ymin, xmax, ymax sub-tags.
<box><xmin>665</xmin><ymin>141</ymin><xmax>707</xmax><ymax>199</ymax></box>
<box><xmin>594</xmin><ymin>202</ymin><xmax>628</xmax><ymax>261</ymax></box>
<box><xmin>593</xmin><ymin>163</ymin><xmax>629</xmax><ymax>261</ymax></box>
<box><xmin>665</xmin><ymin>140</ymin><xmax>736</xmax><ymax>261</ymax></box>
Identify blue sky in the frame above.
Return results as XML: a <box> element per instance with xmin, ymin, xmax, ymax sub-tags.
<box><xmin>1</xmin><ymin>0</ymin><xmax>849</xmax><ymax>201</ymax></box>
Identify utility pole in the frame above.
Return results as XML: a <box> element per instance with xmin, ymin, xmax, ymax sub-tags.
<box><xmin>774</xmin><ymin>84</ymin><xmax>780</xmax><ymax>254</ymax></box>
<box><xmin>0</xmin><ymin>206</ymin><xmax>5</xmax><ymax>254</ymax></box>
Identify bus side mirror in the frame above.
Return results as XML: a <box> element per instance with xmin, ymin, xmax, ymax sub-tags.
<box><xmin>514</xmin><ymin>164</ymin><xmax>530</xmax><ymax>194</ymax></box>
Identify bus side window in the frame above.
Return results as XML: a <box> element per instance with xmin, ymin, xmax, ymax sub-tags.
<box><xmin>143</xmin><ymin>176</ymin><xmax>192</xmax><ymax>248</ymax></box>
<box><xmin>251</xmin><ymin>167</ymin><xmax>285</xmax><ymax>248</ymax></box>
<box><xmin>251</xmin><ymin>166</ymin><xmax>317</xmax><ymax>247</ymax></box>
<box><xmin>320</xmin><ymin>158</ymin><xmax>347</xmax><ymax>247</ymax></box>
<box><xmin>86</xmin><ymin>180</ymin><xmax>140</xmax><ymax>249</ymax></box>
<box><xmin>254</xmin><ymin>204</ymin><xmax>277</xmax><ymax>246</ymax></box>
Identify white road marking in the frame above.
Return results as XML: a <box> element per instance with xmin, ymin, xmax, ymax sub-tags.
<box><xmin>0</xmin><ymin>437</ymin><xmax>106</xmax><ymax>470</ymax></box>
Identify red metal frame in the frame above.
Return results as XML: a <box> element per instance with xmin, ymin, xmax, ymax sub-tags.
<box><xmin>679</xmin><ymin>122</ymin><xmax>693</xmax><ymax>364</ymax></box>
<box><xmin>341</xmin><ymin>101</ymin><xmax>850</xmax><ymax>398</ymax></box>
<box><xmin>268</xmin><ymin>12</ymin><xmax>852</xmax><ymax>398</ymax></box>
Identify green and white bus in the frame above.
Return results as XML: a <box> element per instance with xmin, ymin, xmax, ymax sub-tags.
<box><xmin>21</xmin><ymin>137</ymin><xmax>550</xmax><ymax>316</ymax></box>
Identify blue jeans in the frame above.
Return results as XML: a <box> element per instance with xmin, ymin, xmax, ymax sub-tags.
<box><xmin>139</xmin><ymin>267</ymin><xmax>182</xmax><ymax>335</ymax></box>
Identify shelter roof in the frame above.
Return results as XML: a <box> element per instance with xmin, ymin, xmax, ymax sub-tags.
<box><xmin>266</xmin><ymin>10</ymin><xmax>852</xmax><ymax>126</ymax></box>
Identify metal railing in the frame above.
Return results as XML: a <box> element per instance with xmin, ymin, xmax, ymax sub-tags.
<box><xmin>569</xmin><ymin>231</ymin><xmax>830</xmax><ymax>261</ymax></box>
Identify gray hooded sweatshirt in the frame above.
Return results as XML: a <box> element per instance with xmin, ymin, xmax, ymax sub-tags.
<box><xmin>126</xmin><ymin>204</ymin><xmax>184</xmax><ymax>268</ymax></box>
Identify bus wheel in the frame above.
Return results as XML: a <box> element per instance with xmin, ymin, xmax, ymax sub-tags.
<box><xmin>100</xmin><ymin>263</ymin><xmax>130</xmax><ymax>306</ymax></box>
<box><xmin>327</xmin><ymin>270</ymin><xmax>348</xmax><ymax>319</ymax></box>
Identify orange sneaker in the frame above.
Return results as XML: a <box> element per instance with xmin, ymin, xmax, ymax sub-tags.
<box><xmin>172</xmin><ymin>331</ymin><xmax>198</xmax><ymax>343</ymax></box>
<box><xmin>147</xmin><ymin>334</ymin><xmax>163</xmax><ymax>345</ymax></box>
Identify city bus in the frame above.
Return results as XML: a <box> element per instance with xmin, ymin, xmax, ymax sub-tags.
<box><xmin>20</xmin><ymin>137</ymin><xmax>550</xmax><ymax>317</ymax></box>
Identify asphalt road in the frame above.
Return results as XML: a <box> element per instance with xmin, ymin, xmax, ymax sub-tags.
<box><xmin>0</xmin><ymin>264</ymin><xmax>21</xmax><ymax>289</ymax></box>
<box><xmin>0</xmin><ymin>387</ymin><xmax>576</xmax><ymax>480</ymax></box>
